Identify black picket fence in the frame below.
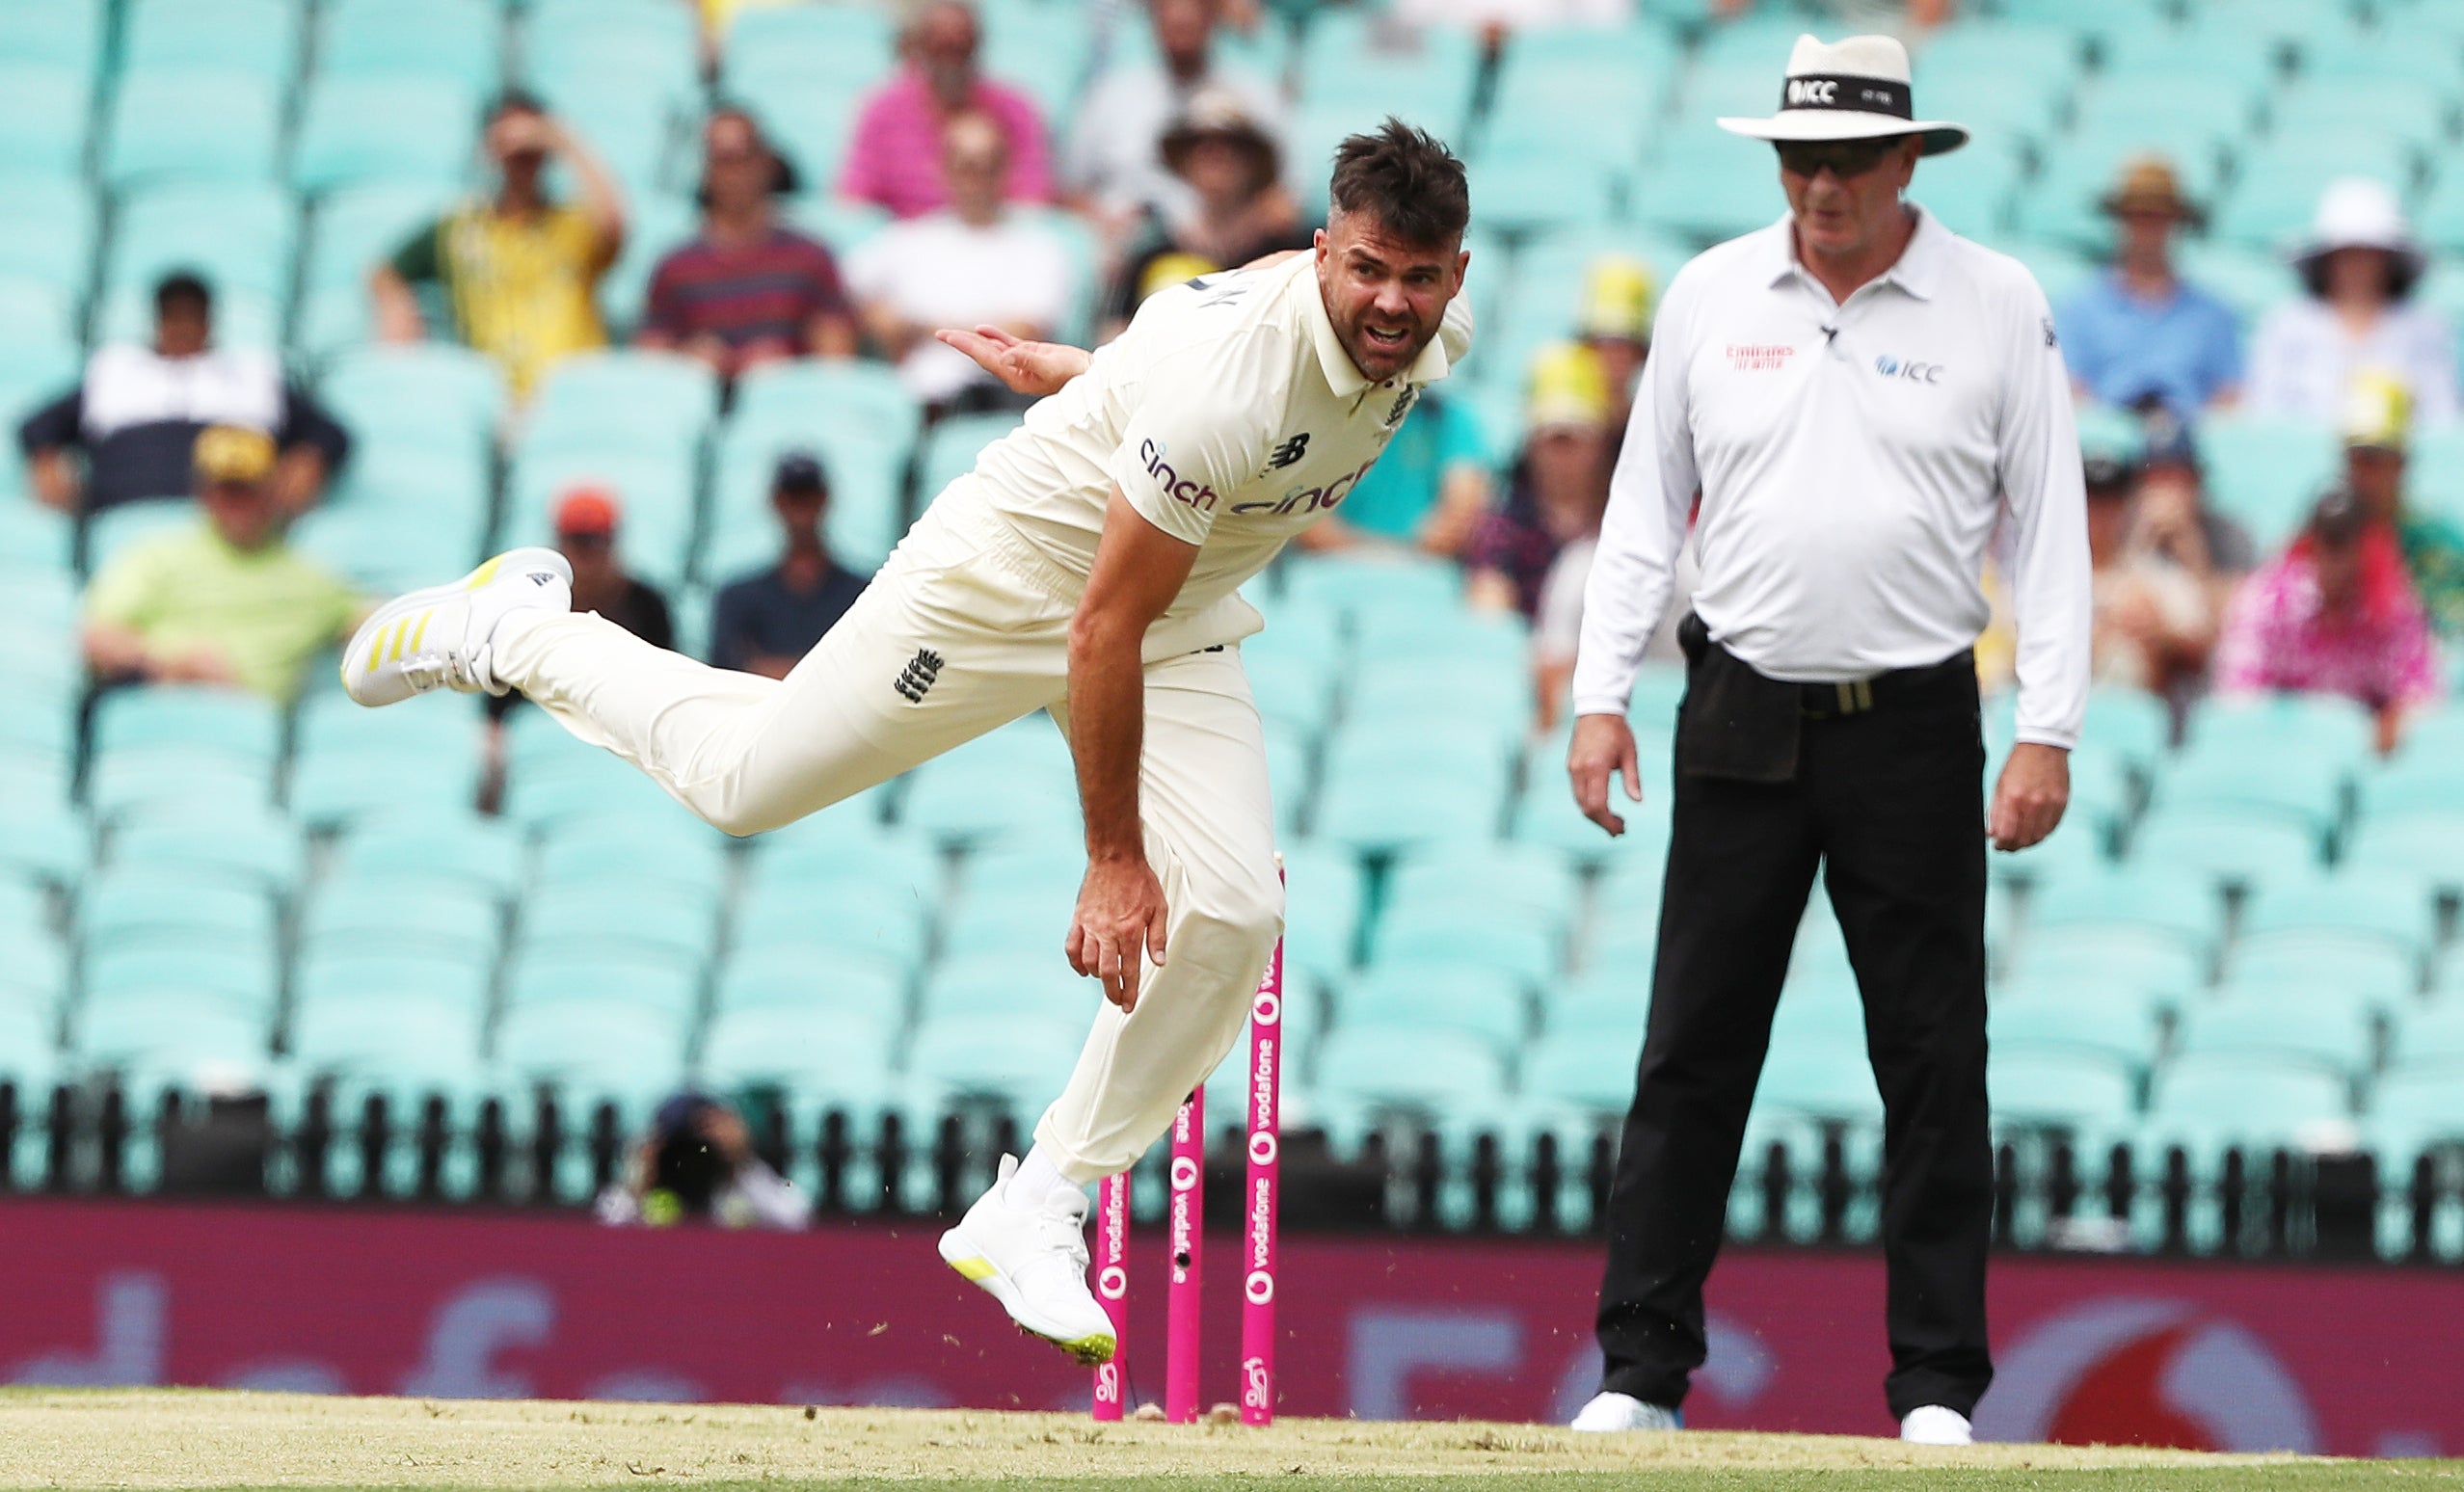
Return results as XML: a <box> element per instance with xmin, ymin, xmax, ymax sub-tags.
<box><xmin>3</xmin><ymin>1079</ymin><xmax>2461</xmax><ymax>1266</ymax></box>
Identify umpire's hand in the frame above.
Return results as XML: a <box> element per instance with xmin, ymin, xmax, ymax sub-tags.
<box><xmin>1989</xmin><ymin>741</ymin><xmax>2071</xmax><ymax>851</ymax></box>
<box><xmin>1568</xmin><ymin>713</ymin><xmax>1643</xmax><ymax>837</ymax></box>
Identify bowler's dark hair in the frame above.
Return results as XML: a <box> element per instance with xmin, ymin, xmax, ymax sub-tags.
<box><xmin>1328</xmin><ymin>119</ymin><xmax>1468</xmax><ymax>249</ymax></box>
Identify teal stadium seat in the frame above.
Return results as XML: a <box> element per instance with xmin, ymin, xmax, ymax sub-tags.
<box><xmin>1333</xmin><ymin>962</ymin><xmax>1529</xmax><ymax>1051</ymax></box>
<box><xmin>104</xmin><ymin>71</ymin><xmax>284</xmax><ymax>189</ymax></box>
<box><xmin>109</xmin><ymin>806</ymin><xmax>305</xmax><ymax>894</ymax></box>
<box><xmin>2142</xmin><ymin>1054</ymin><xmax>2352</xmax><ymax>1152</ymax></box>
<box><xmin>0</xmin><ymin>792</ymin><xmax>82</xmax><ymax>890</ymax></box>
<box><xmin>293</xmin><ymin>77</ymin><xmax>479</xmax><ymax>195</ymax></box>
<box><xmin>2237</xmin><ymin>870</ymin><xmax>2437</xmax><ymax>969</ymax></box>
<box><xmin>109</xmin><ymin>179</ymin><xmax>296</xmax><ymax>307</ymax></box>
<box><xmin>2172</xmin><ymin>995</ymin><xmax>2376</xmax><ymax>1080</ymax></box>
<box><xmin>318</xmin><ymin>0</ymin><xmax>503</xmax><ymax>92</ymax></box>
<box><xmin>1989</xmin><ymin>1049</ymin><xmax>2139</xmax><ymax>1137</ymax></box>
<box><xmin>2018</xmin><ymin>867</ymin><xmax>2223</xmax><ymax>966</ymax></box>
<box><xmin>536</xmin><ymin>818</ymin><xmax>731</xmax><ymax>902</ymax></box>
<box><xmin>1989</xmin><ymin>984</ymin><xmax>2160</xmax><ymax>1072</ymax></box>
<box><xmin>1482</xmin><ymin>24</ymin><xmax>1671</xmax><ymax>172</ymax></box>
<box><xmin>696</xmin><ymin>1005</ymin><xmax>905</xmax><ymax>1186</ymax></box>
<box><xmin>706</xmin><ymin>361</ymin><xmax>919</xmax><ymax>577</ymax></box>
<box><xmin>2128</xmin><ymin>806</ymin><xmax>2320</xmax><ymax>892</ymax></box>
<box><xmin>333</xmin><ymin>813</ymin><xmax>520</xmax><ymax>899</ymax></box>
<box><xmin>493</xmin><ymin>1000</ymin><xmax>690</xmax><ymax>1201</ymax></box>
<box><xmin>2342</xmin><ymin>812</ymin><xmax>2464</xmax><ymax>897</ymax></box>
<box><xmin>502</xmin><ymin>953</ymin><xmax>699</xmax><ymax>1024</ymax></box>
<box><xmin>917</xmin><ymin>953</ymin><xmax>1100</xmax><ymax>1026</ymax></box>
<box><xmin>301</xmin><ymin>875</ymin><xmax>501</xmax><ymax>971</ymax></box>
<box><xmin>1275</xmin><ymin>841</ymin><xmax>1362</xmax><ymax>977</ymax></box>
<box><xmin>898</xmin><ymin>719</ymin><xmax>1082</xmax><ymax>849</ymax></box>
<box><xmin>735</xmin><ymin>874</ymin><xmax>934</xmax><ymax>969</ymax></box>
<box><xmin>904</xmin><ymin>1010</ymin><xmax>1088</xmax><ymax>1116</ymax></box>
<box><xmin>0</xmin><ymin>0</ymin><xmax>105</xmax><ymax>76</ymax></box>
<box><xmin>80</xmin><ymin>869</ymin><xmax>276</xmax><ymax>958</ymax></box>
<box><xmin>517</xmin><ymin>882</ymin><xmax>718</xmax><ymax>981</ymax></box>
<box><xmin>1310</xmin><ymin>1023</ymin><xmax>1510</xmax><ymax>1158</ymax></box>
<box><xmin>122</xmin><ymin>0</ymin><xmax>301</xmax><ymax>86</ymax></box>
<box><xmin>0</xmin><ymin>67</ymin><xmax>94</xmax><ymax>181</ymax></box>
<box><xmin>295</xmin><ymin>950</ymin><xmax>491</xmax><ymax>1024</ymax></box>
<box><xmin>84</xmin><ymin>945</ymin><xmax>276</xmax><ymax>1023</ymax></box>
<box><xmin>290</xmin><ymin>695</ymin><xmax>488</xmax><ymax>826</ymax></box>
<box><xmin>1296</xmin><ymin>12</ymin><xmax>1479</xmax><ymax>143</ymax></box>
<box><xmin>715</xmin><ymin>945</ymin><xmax>910</xmax><ymax>1020</ymax></box>
<box><xmin>2216</xmin><ymin>941</ymin><xmax>2417</xmax><ymax>1014</ymax></box>
<box><xmin>93</xmin><ymin>684</ymin><xmax>281</xmax><ymax>768</ymax></box>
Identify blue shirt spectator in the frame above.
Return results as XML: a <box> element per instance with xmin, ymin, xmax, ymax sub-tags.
<box><xmin>2057</xmin><ymin>154</ymin><xmax>2241</xmax><ymax>421</ymax></box>
<box><xmin>709</xmin><ymin>452</ymin><xmax>870</xmax><ymax>678</ymax></box>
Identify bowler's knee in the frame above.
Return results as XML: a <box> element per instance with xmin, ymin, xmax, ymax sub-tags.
<box><xmin>1178</xmin><ymin>861</ymin><xmax>1285</xmax><ymax>964</ymax></box>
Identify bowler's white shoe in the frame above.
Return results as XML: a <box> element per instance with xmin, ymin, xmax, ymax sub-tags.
<box><xmin>938</xmin><ymin>1155</ymin><xmax>1115</xmax><ymax>1366</ymax></box>
<box><xmin>1570</xmin><ymin>1391</ymin><xmax>1681</xmax><ymax>1432</ymax></box>
<box><xmin>1900</xmin><ymin>1405</ymin><xmax>1974</xmax><ymax>1445</ymax></box>
<box><xmin>341</xmin><ymin>548</ymin><xmax>572</xmax><ymax>706</ymax></box>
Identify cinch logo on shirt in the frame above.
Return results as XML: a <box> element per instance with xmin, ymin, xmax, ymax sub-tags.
<box><xmin>1875</xmin><ymin>355</ymin><xmax>1944</xmax><ymax>384</ymax></box>
<box><xmin>1726</xmin><ymin>343</ymin><xmax>1796</xmax><ymax>372</ymax></box>
<box><xmin>1228</xmin><ymin>457</ymin><xmax>1378</xmax><ymax>517</ymax></box>
<box><xmin>1139</xmin><ymin>439</ymin><xmax>1219</xmax><ymax>511</ymax></box>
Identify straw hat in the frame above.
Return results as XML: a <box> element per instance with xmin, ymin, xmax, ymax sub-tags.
<box><xmin>1715</xmin><ymin>34</ymin><xmax>1969</xmax><ymax>157</ymax></box>
<box><xmin>2099</xmin><ymin>153</ymin><xmax>2204</xmax><ymax>227</ymax></box>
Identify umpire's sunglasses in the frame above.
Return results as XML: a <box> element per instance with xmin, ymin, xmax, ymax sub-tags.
<box><xmin>1775</xmin><ymin>137</ymin><xmax>1904</xmax><ymax>180</ymax></box>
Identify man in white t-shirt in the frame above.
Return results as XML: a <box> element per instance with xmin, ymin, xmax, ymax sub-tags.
<box><xmin>337</xmin><ymin>120</ymin><xmax>1474</xmax><ymax>1367</ymax></box>
<box><xmin>846</xmin><ymin>111</ymin><xmax>1076</xmax><ymax>406</ymax></box>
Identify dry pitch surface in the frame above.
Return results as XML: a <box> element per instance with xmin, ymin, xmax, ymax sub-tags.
<box><xmin>0</xmin><ymin>1391</ymin><xmax>2452</xmax><ymax>1492</ymax></box>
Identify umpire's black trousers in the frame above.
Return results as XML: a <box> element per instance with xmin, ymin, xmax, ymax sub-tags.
<box><xmin>1594</xmin><ymin>637</ymin><xmax>1994</xmax><ymax>1421</ymax></box>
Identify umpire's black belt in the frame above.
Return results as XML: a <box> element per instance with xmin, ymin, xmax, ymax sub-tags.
<box><xmin>1675</xmin><ymin>612</ymin><xmax>1973</xmax><ymax>783</ymax></box>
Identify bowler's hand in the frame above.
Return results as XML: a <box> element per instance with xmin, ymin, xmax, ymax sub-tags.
<box><xmin>1068</xmin><ymin>855</ymin><xmax>1168</xmax><ymax>1011</ymax></box>
<box><xmin>1989</xmin><ymin>741</ymin><xmax>2070</xmax><ymax>852</ymax></box>
<box><xmin>935</xmin><ymin>325</ymin><xmax>1090</xmax><ymax>397</ymax></box>
<box><xmin>1567</xmin><ymin>712</ymin><xmax>1642</xmax><ymax>837</ymax></box>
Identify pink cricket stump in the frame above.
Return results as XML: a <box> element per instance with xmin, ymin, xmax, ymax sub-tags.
<box><xmin>1091</xmin><ymin>1172</ymin><xmax>1131</xmax><ymax>1421</ymax></box>
<box><xmin>1240</xmin><ymin>920</ymin><xmax>1284</xmax><ymax>1425</ymax></box>
<box><xmin>1165</xmin><ymin>1090</ymin><xmax>1205</xmax><ymax>1424</ymax></box>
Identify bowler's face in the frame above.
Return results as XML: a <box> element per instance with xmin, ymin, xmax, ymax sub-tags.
<box><xmin>1313</xmin><ymin>211</ymin><xmax>1466</xmax><ymax>386</ymax></box>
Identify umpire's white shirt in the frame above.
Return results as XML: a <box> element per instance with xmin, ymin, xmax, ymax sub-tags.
<box><xmin>1573</xmin><ymin>207</ymin><xmax>2091</xmax><ymax>749</ymax></box>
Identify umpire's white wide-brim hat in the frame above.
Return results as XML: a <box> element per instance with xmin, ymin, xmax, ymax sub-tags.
<box><xmin>1716</xmin><ymin>34</ymin><xmax>1969</xmax><ymax>157</ymax></box>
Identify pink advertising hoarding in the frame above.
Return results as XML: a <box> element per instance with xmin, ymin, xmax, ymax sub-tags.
<box><xmin>0</xmin><ymin>1198</ymin><xmax>2455</xmax><ymax>1456</ymax></box>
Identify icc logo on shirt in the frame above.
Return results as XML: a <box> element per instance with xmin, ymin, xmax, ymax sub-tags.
<box><xmin>1875</xmin><ymin>355</ymin><xmax>1943</xmax><ymax>385</ymax></box>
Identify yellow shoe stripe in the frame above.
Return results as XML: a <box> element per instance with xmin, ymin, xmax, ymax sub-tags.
<box><xmin>407</xmin><ymin>609</ymin><xmax>432</xmax><ymax>654</ymax></box>
<box><xmin>947</xmin><ymin>1256</ymin><xmax>997</xmax><ymax>1282</ymax></box>
<box><xmin>465</xmin><ymin>555</ymin><xmax>503</xmax><ymax>590</ymax></box>
<box><xmin>363</xmin><ymin>620</ymin><xmax>395</xmax><ymax>675</ymax></box>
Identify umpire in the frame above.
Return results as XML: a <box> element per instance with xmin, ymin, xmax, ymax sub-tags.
<box><xmin>1565</xmin><ymin>36</ymin><xmax>2090</xmax><ymax>1444</ymax></box>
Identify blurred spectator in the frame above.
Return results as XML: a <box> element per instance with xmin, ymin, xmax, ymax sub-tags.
<box><xmin>1297</xmin><ymin>391</ymin><xmax>1490</xmax><ymax>556</ymax></box>
<box><xmin>372</xmin><ymin>93</ymin><xmax>627</xmax><ymax>402</ymax></box>
<box><xmin>2214</xmin><ymin>490</ymin><xmax>2440</xmax><ymax>753</ymax></box>
<box><xmin>1395</xmin><ymin>0</ymin><xmax>1635</xmax><ymax>41</ymax></box>
<box><xmin>2247</xmin><ymin>178</ymin><xmax>2457</xmax><ymax>425</ymax></box>
<box><xmin>490</xmin><ymin>486</ymin><xmax>673</xmax><ymax>722</ymax></box>
<box><xmin>2077</xmin><ymin>408</ymin><xmax>2219</xmax><ymax>707</ymax></box>
<box><xmin>709</xmin><ymin>452</ymin><xmax>870</xmax><ymax>679</ymax></box>
<box><xmin>80</xmin><ymin>426</ymin><xmax>366</xmax><ymax>703</ymax></box>
<box><xmin>595</xmin><ymin>1094</ymin><xmax>810</xmax><ymax>1230</ymax></box>
<box><xmin>1579</xmin><ymin>256</ymin><xmax>1654</xmax><ymax>447</ymax></box>
<box><xmin>636</xmin><ymin>108</ymin><xmax>858</xmax><ymax>376</ymax></box>
<box><xmin>1709</xmin><ymin>0</ymin><xmax>1950</xmax><ymax>31</ymax></box>
<box><xmin>2137</xmin><ymin>413</ymin><xmax>2257</xmax><ymax>576</ymax></box>
<box><xmin>839</xmin><ymin>0</ymin><xmax>1054</xmax><ymax>220</ymax></box>
<box><xmin>19</xmin><ymin>273</ymin><xmax>350</xmax><ymax>518</ymax></box>
<box><xmin>1098</xmin><ymin>90</ymin><xmax>1308</xmax><ymax>340</ymax></box>
<box><xmin>2057</xmin><ymin>155</ymin><xmax>2240</xmax><ymax>421</ymax></box>
<box><xmin>1066</xmin><ymin>0</ymin><xmax>1283</xmax><ymax>228</ymax></box>
<box><xmin>2341</xmin><ymin>370</ymin><xmax>2464</xmax><ymax>637</ymax></box>
<box><xmin>1469</xmin><ymin>344</ymin><xmax>1613</xmax><ymax>619</ymax></box>
<box><xmin>846</xmin><ymin>113</ymin><xmax>1074</xmax><ymax>409</ymax></box>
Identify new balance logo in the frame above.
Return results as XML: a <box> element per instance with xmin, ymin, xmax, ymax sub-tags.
<box><xmin>894</xmin><ymin>649</ymin><xmax>945</xmax><ymax>703</ymax></box>
<box><xmin>1268</xmin><ymin>433</ymin><xmax>1311</xmax><ymax>469</ymax></box>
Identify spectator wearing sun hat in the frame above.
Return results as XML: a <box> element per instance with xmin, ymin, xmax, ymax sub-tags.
<box><xmin>2247</xmin><ymin>178</ymin><xmax>2458</xmax><ymax>426</ymax></box>
<box><xmin>81</xmin><ymin>425</ymin><xmax>368</xmax><ymax>703</ymax></box>
<box><xmin>2056</xmin><ymin>155</ymin><xmax>2242</xmax><ymax>422</ymax></box>
<box><xmin>1097</xmin><ymin>88</ymin><xmax>1310</xmax><ymax>342</ymax></box>
<box><xmin>2339</xmin><ymin>370</ymin><xmax>2464</xmax><ymax>637</ymax></box>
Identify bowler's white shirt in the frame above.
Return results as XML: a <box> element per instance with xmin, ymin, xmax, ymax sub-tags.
<box><xmin>967</xmin><ymin>252</ymin><xmax>1474</xmax><ymax>626</ymax></box>
<box><xmin>1573</xmin><ymin>207</ymin><xmax>2091</xmax><ymax>749</ymax></box>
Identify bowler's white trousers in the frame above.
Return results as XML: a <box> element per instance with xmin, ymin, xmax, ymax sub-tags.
<box><xmin>494</xmin><ymin>485</ymin><xmax>1284</xmax><ymax>1184</ymax></box>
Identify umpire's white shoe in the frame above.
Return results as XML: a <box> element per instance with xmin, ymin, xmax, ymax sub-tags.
<box><xmin>342</xmin><ymin>548</ymin><xmax>572</xmax><ymax>706</ymax></box>
<box><xmin>938</xmin><ymin>1155</ymin><xmax>1115</xmax><ymax>1366</ymax></box>
<box><xmin>1570</xmin><ymin>1392</ymin><xmax>1681</xmax><ymax>1432</ymax></box>
<box><xmin>1900</xmin><ymin>1405</ymin><xmax>1974</xmax><ymax>1445</ymax></box>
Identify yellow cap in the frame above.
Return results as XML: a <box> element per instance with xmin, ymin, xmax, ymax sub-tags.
<box><xmin>1578</xmin><ymin>255</ymin><xmax>1654</xmax><ymax>343</ymax></box>
<box><xmin>2343</xmin><ymin>368</ymin><xmax>2412</xmax><ymax>452</ymax></box>
<box><xmin>1527</xmin><ymin>342</ymin><xmax>1612</xmax><ymax>432</ymax></box>
<box><xmin>193</xmin><ymin>424</ymin><xmax>277</xmax><ymax>485</ymax></box>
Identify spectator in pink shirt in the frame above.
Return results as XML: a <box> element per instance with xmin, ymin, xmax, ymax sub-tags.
<box><xmin>2214</xmin><ymin>490</ymin><xmax>2442</xmax><ymax>753</ymax></box>
<box><xmin>839</xmin><ymin>0</ymin><xmax>1053</xmax><ymax>219</ymax></box>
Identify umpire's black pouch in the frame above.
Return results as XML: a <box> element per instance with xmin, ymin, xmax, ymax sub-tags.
<box><xmin>1674</xmin><ymin>612</ymin><xmax>1801</xmax><ymax>784</ymax></box>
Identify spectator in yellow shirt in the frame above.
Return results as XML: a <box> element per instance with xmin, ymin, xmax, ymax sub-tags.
<box><xmin>370</xmin><ymin>92</ymin><xmax>627</xmax><ymax>401</ymax></box>
<box><xmin>82</xmin><ymin>426</ymin><xmax>368</xmax><ymax>703</ymax></box>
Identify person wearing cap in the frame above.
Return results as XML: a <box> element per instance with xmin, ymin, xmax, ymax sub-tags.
<box><xmin>636</xmin><ymin>107</ymin><xmax>858</xmax><ymax>374</ymax></box>
<box><xmin>1065</xmin><ymin>0</ymin><xmax>1283</xmax><ymax>228</ymax></box>
<box><xmin>1467</xmin><ymin>344</ymin><xmax>1616</xmax><ymax>616</ymax></box>
<box><xmin>1566</xmin><ymin>35</ymin><xmax>2089</xmax><ymax>1445</ymax></box>
<box><xmin>19</xmin><ymin>271</ymin><xmax>351</xmax><ymax>520</ymax></box>
<box><xmin>2056</xmin><ymin>155</ymin><xmax>2242</xmax><ymax>421</ymax></box>
<box><xmin>552</xmin><ymin>487</ymin><xmax>674</xmax><ymax>651</ymax></box>
<box><xmin>1579</xmin><ymin>256</ymin><xmax>1655</xmax><ymax>447</ymax></box>
<box><xmin>2339</xmin><ymin>371</ymin><xmax>2464</xmax><ymax>638</ymax></box>
<box><xmin>2214</xmin><ymin>490</ymin><xmax>2440</xmax><ymax>753</ymax></box>
<box><xmin>845</xmin><ymin>111</ymin><xmax>1076</xmax><ymax>409</ymax></box>
<box><xmin>1097</xmin><ymin>88</ymin><xmax>1310</xmax><ymax>342</ymax></box>
<box><xmin>2076</xmin><ymin>408</ymin><xmax>2219</xmax><ymax>711</ymax></box>
<box><xmin>80</xmin><ymin>425</ymin><xmax>367</xmax><ymax>703</ymax></box>
<box><xmin>2247</xmin><ymin>178</ymin><xmax>2458</xmax><ymax>426</ymax></box>
<box><xmin>373</xmin><ymin>92</ymin><xmax>627</xmax><ymax>403</ymax></box>
<box><xmin>708</xmin><ymin>452</ymin><xmax>871</xmax><ymax>679</ymax></box>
